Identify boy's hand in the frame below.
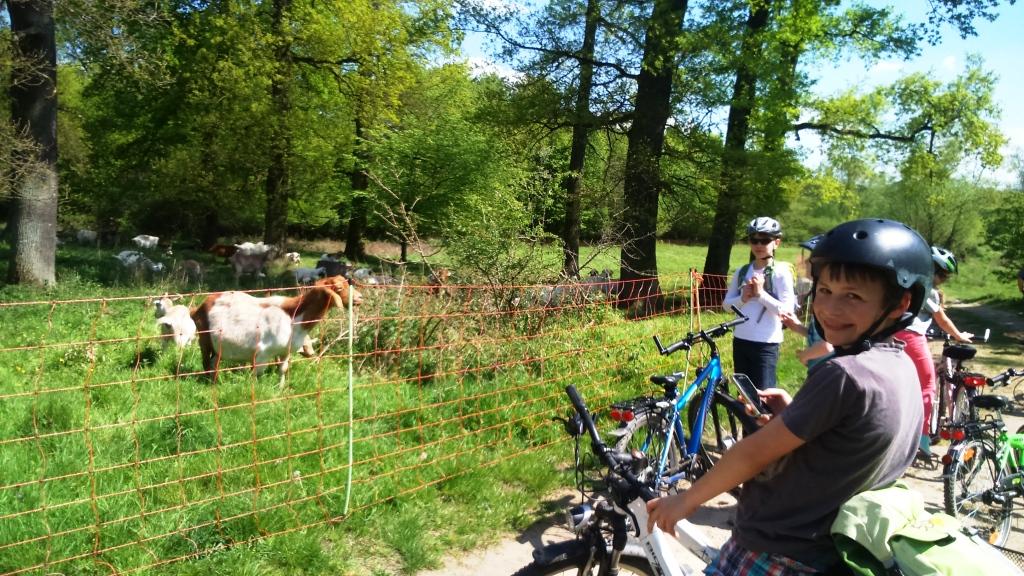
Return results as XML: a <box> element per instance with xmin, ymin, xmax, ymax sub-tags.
<box><xmin>957</xmin><ymin>332</ymin><xmax>974</xmax><ymax>343</ymax></box>
<box><xmin>647</xmin><ymin>492</ymin><xmax>697</xmax><ymax>533</ymax></box>
<box><xmin>757</xmin><ymin>388</ymin><xmax>792</xmax><ymax>418</ymax></box>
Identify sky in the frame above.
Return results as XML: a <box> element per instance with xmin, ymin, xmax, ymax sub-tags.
<box><xmin>457</xmin><ymin>1</ymin><xmax>1023</xmax><ymax>187</ymax></box>
<box><xmin>795</xmin><ymin>1</ymin><xmax>1023</xmax><ymax>186</ymax></box>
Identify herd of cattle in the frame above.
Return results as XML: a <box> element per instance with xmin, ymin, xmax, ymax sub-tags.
<box><xmin>65</xmin><ymin>228</ymin><xmax>617</xmax><ymax>381</ymax></box>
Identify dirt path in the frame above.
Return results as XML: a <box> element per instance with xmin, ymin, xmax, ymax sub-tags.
<box><xmin>418</xmin><ymin>302</ymin><xmax>1024</xmax><ymax>576</ymax></box>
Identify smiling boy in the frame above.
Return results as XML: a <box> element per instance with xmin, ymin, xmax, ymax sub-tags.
<box><xmin>648</xmin><ymin>219</ymin><xmax>933</xmax><ymax>575</ymax></box>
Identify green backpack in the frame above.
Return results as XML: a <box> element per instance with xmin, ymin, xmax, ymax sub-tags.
<box><xmin>831</xmin><ymin>482</ymin><xmax>1022</xmax><ymax>576</ymax></box>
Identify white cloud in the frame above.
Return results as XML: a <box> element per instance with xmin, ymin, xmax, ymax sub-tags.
<box><xmin>459</xmin><ymin>56</ymin><xmax>523</xmax><ymax>81</ymax></box>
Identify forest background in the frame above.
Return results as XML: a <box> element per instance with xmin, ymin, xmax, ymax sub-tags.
<box><xmin>1</xmin><ymin>0</ymin><xmax>1023</xmax><ymax>294</ymax></box>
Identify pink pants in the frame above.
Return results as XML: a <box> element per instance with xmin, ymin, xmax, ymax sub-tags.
<box><xmin>896</xmin><ymin>329</ymin><xmax>935</xmax><ymax>434</ymax></box>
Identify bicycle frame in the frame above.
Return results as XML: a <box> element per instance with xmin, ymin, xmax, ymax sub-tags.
<box><xmin>993</xmin><ymin>430</ymin><xmax>1024</xmax><ymax>500</ymax></box>
<box><xmin>629</xmin><ymin>310</ymin><xmax>752</xmax><ymax>490</ymax></box>
<box><xmin>643</xmin><ymin>356</ymin><xmax>725</xmax><ymax>487</ymax></box>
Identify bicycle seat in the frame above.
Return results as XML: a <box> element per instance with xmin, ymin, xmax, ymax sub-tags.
<box><xmin>943</xmin><ymin>344</ymin><xmax>976</xmax><ymax>361</ymax></box>
<box><xmin>970</xmin><ymin>394</ymin><xmax>1010</xmax><ymax>411</ymax></box>
<box><xmin>649</xmin><ymin>374</ymin><xmax>680</xmax><ymax>387</ymax></box>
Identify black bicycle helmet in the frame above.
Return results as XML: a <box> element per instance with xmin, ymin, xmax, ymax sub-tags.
<box><xmin>810</xmin><ymin>219</ymin><xmax>933</xmax><ymax>350</ymax></box>
<box><xmin>931</xmin><ymin>246</ymin><xmax>958</xmax><ymax>275</ymax></box>
<box><xmin>747</xmin><ymin>216</ymin><xmax>782</xmax><ymax>237</ymax></box>
<box><xmin>799</xmin><ymin>234</ymin><xmax>824</xmax><ymax>251</ymax></box>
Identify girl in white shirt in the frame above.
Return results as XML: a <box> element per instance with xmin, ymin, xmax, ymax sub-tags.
<box><xmin>722</xmin><ymin>217</ymin><xmax>796</xmax><ymax>390</ymax></box>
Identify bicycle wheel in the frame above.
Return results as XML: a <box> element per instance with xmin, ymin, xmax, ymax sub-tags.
<box><xmin>511</xmin><ymin>553</ymin><xmax>654</xmax><ymax>576</ymax></box>
<box><xmin>613</xmin><ymin>410</ymin><xmax>690</xmax><ymax>490</ymax></box>
<box><xmin>950</xmin><ymin>385</ymin><xmax>978</xmax><ymax>424</ymax></box>
<box><xmin>687</xmin><ymin>385</ymin><xmax>757</xmax><ymax>461</ymax></box>
<box><xmin>943</xmin><ymin>439</ymin><xmax>1013</xmax><ymax>547</ymax></box>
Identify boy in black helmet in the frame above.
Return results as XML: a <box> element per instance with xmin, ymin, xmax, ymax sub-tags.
<box><xmin>648</xmin><ymin>219</ymin><xmax>931</xmax><ymax>575</ymax></box>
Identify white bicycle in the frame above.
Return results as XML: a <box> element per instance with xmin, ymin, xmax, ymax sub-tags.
<box><xmin>514</xmin><ymin>385</ymin><xmax>1024</xmax><ymax>576</ymax></box>
<box><xmin>511</xmin><ymin>384</ymin><xmax>717</xmax><ymax>576</ymax></box>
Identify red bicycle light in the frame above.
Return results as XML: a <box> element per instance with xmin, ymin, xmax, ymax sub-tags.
<box><xmin>963</xmin><ymin>374</ymin><xmax>987</xmax><ymax>388</ymax></box>
<box><xmin>941</xmin><ymin>454</ymin><xmax>953</xmax><ymax>466</ymax></box>
<box><xmin>939</xmin><ymin>429</ymin><xmax>951</xmax><ymax>440</ymax></box>
<box><xmin>610</xmin><ymin>409</ymin><xmax>621</xmax><ymax>422</ymax></box>
<box><xmin>952</xmin><ymin>429</ymin><xmax>966</xmax><ymax>441</ymax></box>
<box><xmin>622</xmin><ymin>410</ymin><xmax>635</xmax><ymax>422</ymax></box>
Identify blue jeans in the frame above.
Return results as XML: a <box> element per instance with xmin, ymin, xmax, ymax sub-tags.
<box><xmin>732</xmin><ymin>337</ymin><xmax>780</xmax><ymax>391</ymax></box>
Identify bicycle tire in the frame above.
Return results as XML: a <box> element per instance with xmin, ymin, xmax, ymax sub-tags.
<box><xmin>510</xmin><ymin>549</ymin><xmax>654</xmax><ymax>576</ymax></box>
<box><xmin>1014</xmin><ymin>379</ymin><xmax>1024</xmax><ymax>408</ymax></box>
<box><xmin>943</xmin><ymin>439</ymin><xmax>1013</xmax><ymax>547</ymax></box>
<box><xmin>933</xmin><ymin>369</ymin><xmax>953</xmax><ymax>435</ymax></box>
<box><xmin>950</xmin><ymin>384</ymin><xmax>978</xmax><ymax>424</ymax></box>
<box><xmin>687</xmin><ymin>385</ymin><xmax>758</xmax><ymax>461</ymax></box>
<box><xmin>613</xmin><ymin>410</ymin><xmax>691</xmax><ymax>491</ymax></box>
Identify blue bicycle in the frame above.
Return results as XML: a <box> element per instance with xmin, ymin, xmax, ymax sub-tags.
<box><xmin>609</xmin><ymin>308</ymin><xmax>761</xmax><ymax>493</ymax></box>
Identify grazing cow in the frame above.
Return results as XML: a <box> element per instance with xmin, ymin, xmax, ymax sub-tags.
<box><xmin>427</xmin><ymin>268</ymin><xmax>452</xmax><ymax>296</ymax></box>
<box><xmin>190</xmin><ymin>276</ymin><xmax>363</xmax><ymax>386</ymax></box>
<box><xmin>234</xmin><ymin>241</ymin><xmax>273</xmax><ymax>256</ymax></box>
<box><xmin>114</xmin><ymin>250</ymin><xmax>165</xmax><ymax>276</ymax></box>
<box><xmin>132</xmin><ymin>234</ymin><xmax>160</xmax><ymax>250</ymax></box>
<box><xmin>76</xmin><ymin>229</ymin><xmax>99</xmax><ymax>246</ymax></box>
<box><xmin>294</xmin><ymin>267</ymin><xmax>327</xmax><ymax>285</ymax></box>
<box><xmin>285</xmin><ymin>252</ymin><xmax>301</xmax><ymax>264</ymax></box>
<box><xmin>316</xmin><ymin>254</ymin><xmax>349</xmax><ymax>278</ymax></box>
<box><xmin>176</xmin><ymin>259</ymin><xmax>204</xmax><ymax>284</ymax></box>
<box><xmin>208</xmin><ymin>244</ymin><xmax>238</xmax><ymax>261</ymax></box>
<box><xmin>153</xmin><ymin>294</ymin><xmax>197</xmax><ymax>349</ymax></box>
<box><xmin>581</xmin><ymin>269</ymin><xmax>614</xmax><ymax>297</ymax></box>
<box><xmin>229</xmin><ymin>250</ymin><xmax>270</xmax><ymax>281</ymax></box>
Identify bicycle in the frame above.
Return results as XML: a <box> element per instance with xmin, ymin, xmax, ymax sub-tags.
<box><xmin>931</xmin><ymin>329</ymin><xmax>991</xmax><ymax>437</ymax></box>
<box><xmin>941</xmin><ymin>367</ymin><xmax>1024</xmax><ymax>547</ymax></box>
<box><xmin>514</xmin><ymin>385</ymin><xmax>718</xmax><ymax>576</ymax></box>
<box><xmin>524</xmin><ymin>385</ymin><xmax>1024</xmax><ymax>576</ymax></box>
<box><xmin>607</xmin><ymin>308</ymin><xmax>760</xmax><ymax>493</ymax></box>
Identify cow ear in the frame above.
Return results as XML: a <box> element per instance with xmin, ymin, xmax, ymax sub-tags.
<box><xmin>329</xmin><ymin>290</ymin><xmax>345</xmax><ymax>309</ymax></box>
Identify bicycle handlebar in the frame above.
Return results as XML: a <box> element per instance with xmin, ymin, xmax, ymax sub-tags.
<box><xmin>653</xmin><ymin>306</ymin><xmax>749</xmax><ymax>356</ymax></box>
<box><xmin>988</xmin><ymin>368</ymin><xmax>1024</xmax><ymax>387</ymax></box>
<box><xmin>565</xmin><ymin>385</ymin><xmax>658</xmax><ymax>502</ymax></box>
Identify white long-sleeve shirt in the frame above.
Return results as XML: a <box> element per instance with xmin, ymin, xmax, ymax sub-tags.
<box><xmin>722</xmin><ymin>261</ymin><xmax>796</xmax><ymax>344</ymax></box>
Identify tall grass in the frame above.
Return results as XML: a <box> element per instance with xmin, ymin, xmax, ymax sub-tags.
<box><xmin>0</xmin><ymin>238</ymin><xmax>1009</xmax><ymax>575</ymax></box>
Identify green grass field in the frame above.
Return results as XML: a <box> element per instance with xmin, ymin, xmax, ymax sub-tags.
<box><xmin>0</xmin><ymin>238</ymin><xmax>1020</xmax><ymax>575</ymax></box>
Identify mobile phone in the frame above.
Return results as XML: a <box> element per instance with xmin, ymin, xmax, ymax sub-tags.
<box><xmin>731</xmin><ymin>373</ymin><xmax>768</xmax><ymax>416</ymax></box>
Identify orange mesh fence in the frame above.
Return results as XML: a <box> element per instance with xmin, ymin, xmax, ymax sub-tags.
<box><xmin>0</xmin><ymin>272</ymin><xmax>731</xmax><ymax>574</ymax></box>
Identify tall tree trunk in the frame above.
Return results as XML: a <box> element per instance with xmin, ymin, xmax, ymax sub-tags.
<box><xmin>701</xmin><ymin>3</ymin><xmax>770</xmax><ymax>304</ymax></box>
<box><xmin>560</xmin><ymin>0</ymin><xmax>600</xmax><ymax>279</ymax></box>
<box><xmin>264</xmin><ymin>0</ymin><xmax>292</xmax><ymax>247</ymax></box>
<box><xmin>618</xmin><ymin>0</ymin><xmax>688</xmax><ymax>312</ymax></box>
<box><xmin>5</xmin><ymin>0</ymin><xmax>58</xmax><ymax>286</ymax></box>
<box><xmin>344</xmin><ymin>116</ymin><xmax>369</xmax><ymax>262</ymax></box>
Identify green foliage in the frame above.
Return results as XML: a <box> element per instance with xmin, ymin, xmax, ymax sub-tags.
<box><xmin>986</xmin><ymin>188</ymin><xmax>1024</xmax><ymax>267</ymax></box>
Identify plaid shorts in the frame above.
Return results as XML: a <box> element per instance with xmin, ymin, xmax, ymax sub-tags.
<box><xmin>704</xmin><ymin>538</ymin><xmax>822</xmax><ymax>576</ymax></box>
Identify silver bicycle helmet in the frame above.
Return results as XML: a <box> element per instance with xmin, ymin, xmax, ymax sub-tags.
<box><xmin>747</xmin><ymin>216</ymin><xmax>782</xmax><ymax>237</ymax></box>
<box><xmin>931</xmin><ymin>246</ymin><xmax>958</xmax><ymax>275</ymax></box>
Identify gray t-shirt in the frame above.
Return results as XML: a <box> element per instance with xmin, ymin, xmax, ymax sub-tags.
<box><xmin>732</xmin><ymin>342</ymin><xmax>922</xmax><ymax>568</ymax></box>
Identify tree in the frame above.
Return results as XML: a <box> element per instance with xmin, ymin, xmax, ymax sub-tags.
<box><xmin>463</xmin><ymin>0</ymin><xmax>642</xmax><ymax>278</ymax></box>
<box><xmin>805</xmin><ymin>59</ymin><xmax>1005</xmax><ymax>254</ymax></box>
<box><xmin>617</xmin><ymin>0</ymin><xmax>688</xmax><ymax>311</ymax></box>
<box><xmin>4</xmin><ymin>0</ymin><xmax>58</xmax><ymax>286</ymax></box>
